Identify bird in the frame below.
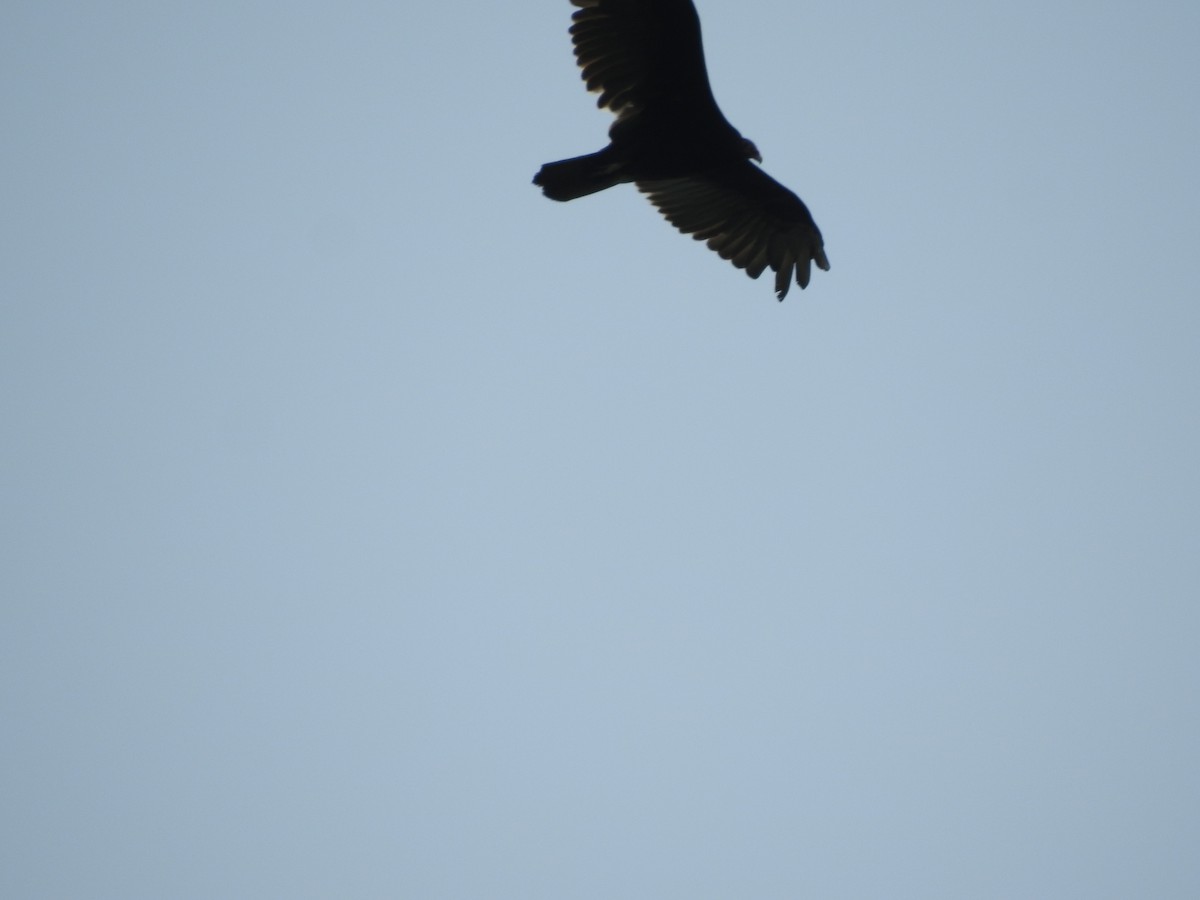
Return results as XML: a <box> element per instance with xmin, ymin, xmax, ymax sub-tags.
<box><xmin>533</xmin><ymin>0</ymin><xmax>829</xmax><ymax>300</ymax></box>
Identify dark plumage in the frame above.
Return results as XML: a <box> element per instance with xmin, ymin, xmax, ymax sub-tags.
<box><xmin>534</xmin><ymin>0</ymin><xmax>829</xmax><ymax>300</ymax></box>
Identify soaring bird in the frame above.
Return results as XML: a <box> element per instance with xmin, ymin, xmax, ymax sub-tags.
<box><xmin>534</xmin><ymin>0</ymin><xmax>829</xmax><ymax>300</ymax></box>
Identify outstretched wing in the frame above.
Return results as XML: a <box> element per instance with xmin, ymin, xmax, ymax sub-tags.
<box><xmin>639</xmin><ymin>163</ymin><xmax>830</xmax><ymax>299</ymax></box>
<box><xmin>568</xmin><ymin>0</ymin><xmax>719</xmax><ymax>118</ymax></box>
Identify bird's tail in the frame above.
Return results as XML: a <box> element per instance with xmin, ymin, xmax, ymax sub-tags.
<box><xmin>533</xmin><ymin>151</ymin><xmax>623</xmax><ymax>202</ymax></box>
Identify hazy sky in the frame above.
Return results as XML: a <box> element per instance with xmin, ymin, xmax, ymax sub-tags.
<box><xmin>3</xmin><ymin>2</ymin><xmax>1199</xmax><ymax>898</ymax></box>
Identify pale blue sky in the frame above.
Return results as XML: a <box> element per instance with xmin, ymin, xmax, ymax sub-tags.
<box><xmin>3</xmin><ymin>2</ymin><xmax>1199</xmax><ymax>898</ymax></box>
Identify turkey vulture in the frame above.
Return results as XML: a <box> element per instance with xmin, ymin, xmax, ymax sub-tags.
<box><xmin>533</xmin><ymin>0</ymin><xmax>829</xmax><ymax>300</ymax></box>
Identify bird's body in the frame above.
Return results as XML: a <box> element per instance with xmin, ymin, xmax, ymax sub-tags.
<box><xmin>534</xmin><ymin>0</ymin><xmax>829</xmax><ymax>299</ymax></box>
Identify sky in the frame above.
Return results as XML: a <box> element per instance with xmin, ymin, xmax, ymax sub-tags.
<box><xmin>2</xmin><ymin>1</ymin><xmax>1199</xmax><ymax>898</ymax></box>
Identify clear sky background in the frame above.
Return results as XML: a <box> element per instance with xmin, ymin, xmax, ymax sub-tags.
<box><xmin>3</xmin><ymin>2</ymin><xmax>1199</xmax><ymax>898</ymax></box>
